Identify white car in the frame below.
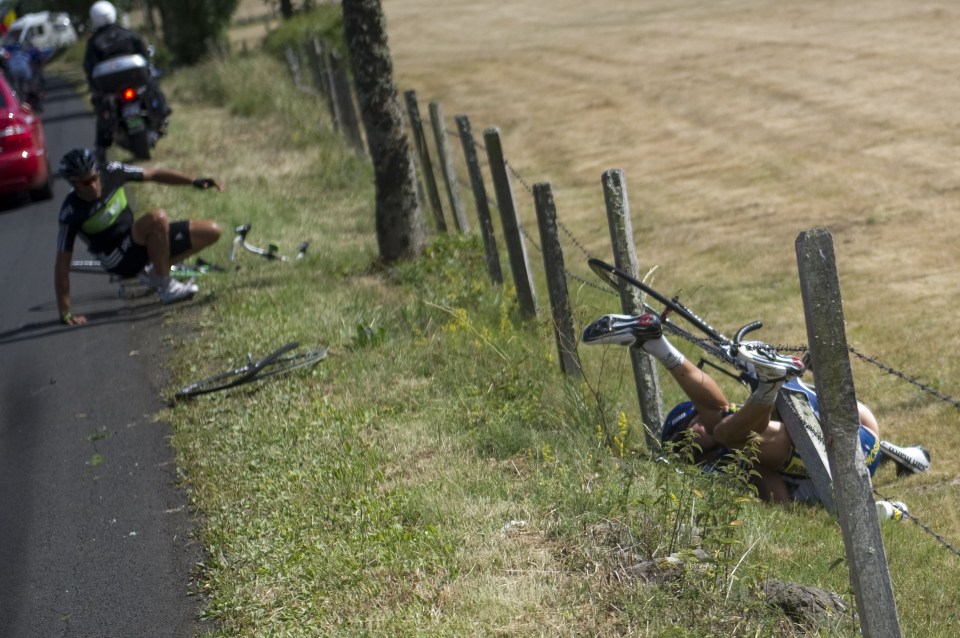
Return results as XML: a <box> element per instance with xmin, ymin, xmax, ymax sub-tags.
<box><xmin>1</xmin><ymin>12</ymin><xmax>78</xmax><ymax>61</ymax></box>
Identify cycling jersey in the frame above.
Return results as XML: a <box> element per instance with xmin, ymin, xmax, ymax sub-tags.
<box><xmin>57</xmin><ymin>161</ymin><xmax>143</xmax><ymax>264</ymax></box>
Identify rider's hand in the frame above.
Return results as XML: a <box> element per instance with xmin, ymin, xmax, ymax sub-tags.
<box><xmin>61</xmin><ymin>312</ymin><xmax>87</xmax><ymax>326</ymax></box>
<box><xmin>193</xmin><ymin>177</ymin><xmax>224</xmax><ymax>192</ymax></box>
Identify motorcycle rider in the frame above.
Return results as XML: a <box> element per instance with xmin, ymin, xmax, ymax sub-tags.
<box><xmin>83</xmin><ymin>0</ymin><xmax>170</xmax><ymax>164</ymax></box>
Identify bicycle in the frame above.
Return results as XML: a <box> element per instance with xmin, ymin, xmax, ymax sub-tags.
<box><xmin>70</xmin><ymin>256</ymin><xmax>226</xmax><ymax>299</ymax></box>
<box><xmin>229</xmin><ymin>224</ymin><xmax>309</xmax><ymax>263</ymax></box>
<box><xmin>71</xmin><ymin>256</ymin><xmax>227</xmax><ymax>280</ymax></box>
<box><xmin>174</xmin><ymin>341</ymin><xmax>327</xmax><ymax>399</ymax></box>
<box><xmin>586</xmin><ymin>257</ymin><xmax>929</xmax><ymax>477</ymax></box>
<box><xmin>587</xmin><ymin>257</ymin><xmax>767</xmax><ymax>383</ymax></box>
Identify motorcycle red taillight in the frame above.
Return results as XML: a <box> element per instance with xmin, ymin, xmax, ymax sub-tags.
<box><xmin>122</xmin><ymin>88</ymin><xmax>137</xmax><ymax>102</ymax></box>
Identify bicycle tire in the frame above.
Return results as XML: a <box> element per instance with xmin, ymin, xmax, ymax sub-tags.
<box><xmin>251</xmin><ymin>346</ymin><xmax>327</xmax><ymax>381</ymax></box>
<box><xmin>588</xmin><ymin>258</ymin><xmax>729</xmax><ymax>343</ymax></box>
<box><xmin>174</xmin><ymin>342</ymin><xmax>301</xmax><ymax>399</ymax></box>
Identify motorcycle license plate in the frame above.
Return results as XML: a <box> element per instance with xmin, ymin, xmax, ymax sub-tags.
<box><xmin>121</xmin><ymin>103</ymin><xmax>142</xmax><ymax>117</ymax></box>
<box><xmin>124</xmin><ymin>116</ymin><xmax>146</xmax><ymax>134</ymax></box>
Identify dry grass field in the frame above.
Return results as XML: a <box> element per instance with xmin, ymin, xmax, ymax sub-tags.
<box><xmin>382</xmin><ymin>0</ymin><xmax>960</xmax><ymax>445</ymax></box>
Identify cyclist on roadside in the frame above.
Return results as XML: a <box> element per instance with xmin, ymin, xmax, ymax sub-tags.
<box><xmin>54</xmin><ymin>147</ymin><xmax>223</xmax><ymax>325</ymax></box>
<box><xmin>582</xmin><ymin>313</ymin><xmax>931</xmax><ymax>503</ymax></box>
<box><xmin>84</xmin><ymin>0</ymin><xmax>170</xmax><ymax>164</ymax></box>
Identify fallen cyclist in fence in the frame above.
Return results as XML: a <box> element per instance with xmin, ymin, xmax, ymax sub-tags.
<box><xmin>581</xmin><ymin>312</ymin><xmax>931</xmax><ymax>506</ymax></box>
<box><xmin>54</xmin><ymin>147</ymin><xmax>223</xmax><ymax>325</ymax></box>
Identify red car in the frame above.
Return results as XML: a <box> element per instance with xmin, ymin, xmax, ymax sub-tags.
<box><xmin>0</xmin><ymin>67</ymin><xmax>52</xmax><ymax>201</ymax></box>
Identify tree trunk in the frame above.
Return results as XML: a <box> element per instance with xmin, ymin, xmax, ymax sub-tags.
<box><xmin>342</xmin><ymin>0</ymin><xmax>426</xmax><ymax>263</ymax></box>
<box><xmin>279</xmin><ymin>0</ymin><xmax>294</xmax><ymax>19</ymax></box>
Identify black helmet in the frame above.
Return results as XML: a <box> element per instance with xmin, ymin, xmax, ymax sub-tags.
<box><xmin>59</xmin><ymin>148</ymin><xmax>98</xmax><ymax>180</ymax></box>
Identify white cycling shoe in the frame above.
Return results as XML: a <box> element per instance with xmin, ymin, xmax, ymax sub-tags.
<box><xmin>158</xmin><ymin>277</ymin><xmax>199</xmax><ymax>304</ymax></box>
<box><xmin>735</xmin><ymin>341</ymin><xmax>806</xmax><ymax>382</ymax></box>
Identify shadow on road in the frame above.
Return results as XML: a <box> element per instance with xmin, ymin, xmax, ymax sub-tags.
<box><xmin>0</xmin><ymin>294</ymin><xmax>215</xmax><ymax>346</ymax></box>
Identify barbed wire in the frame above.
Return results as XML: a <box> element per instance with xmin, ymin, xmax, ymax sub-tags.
<box><xmin>873</xmin><ymin>487</ymin><xmax>960</xmax><ymax>558</ymax></box>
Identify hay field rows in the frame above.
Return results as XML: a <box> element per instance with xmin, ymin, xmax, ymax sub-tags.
<box><xmin>383</xmin><ymin>0</ymin><xmax>960</xmax><ymax>453</ymax></box>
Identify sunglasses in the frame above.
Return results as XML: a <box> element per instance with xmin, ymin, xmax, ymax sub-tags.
<box><xmin>77</xmin><ymin>174</ymin><xmax>100</xmax><ymax>186</ymax></box>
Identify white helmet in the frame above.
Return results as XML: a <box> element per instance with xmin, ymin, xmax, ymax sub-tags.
<box><xmin>89</xmin><ymin>1</ymin><xmax>117</xmax><ymax>30</ymax></box>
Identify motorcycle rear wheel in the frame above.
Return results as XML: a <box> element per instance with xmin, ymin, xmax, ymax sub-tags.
<box><xmin>129</xmin><ymin>130</ymin><xmax>151</xmax><ymax>160</ymax></box>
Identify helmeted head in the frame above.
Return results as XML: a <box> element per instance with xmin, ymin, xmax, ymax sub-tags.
<box><xmin>89</xmin><ymin>1</ymin><xmax>118</xmax><ymax>30</ymax></box>
<box><xmin>661</xmin><ymin>401</ymin><xmax>698</xmax><ymax>445</ymax></box>
<box><xmin>59</xmin><ymin>148</ymin><xmax>98</xmax><ymax>181</ymax></box>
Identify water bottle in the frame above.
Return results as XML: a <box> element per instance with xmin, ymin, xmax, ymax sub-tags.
<box><xmin>875</xmin><ymin>500</ymin><xmax>908</xmax><ymax>522</ymax></box>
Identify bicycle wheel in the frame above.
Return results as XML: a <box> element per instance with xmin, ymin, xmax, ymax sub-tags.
<box><xmin>588</xmin><ymin>258</ymin><xmax>730</xmax><ymax>343</ymax></box>
<box><xmin>252</xmin><ymin>346</ymin><xmax>328</xmax><ymax>381</ymax></box>
<box><xmin>174</xmin><ymin>343</ymin><xmax>325</xmax><ymax>399</ymax></box>
<box><xmin>174</xmin><ymin>360</ymin><xmax>259</xmax><ymax>398</ymax></box>
<box><xmin>587</xmin><ymin>258</ymin><xmax>755</xmax><ymax>372</ymax></box>
<box><xmin>174</xmin><ymin>342</ymin><xmax>298</xmax><ymax>399</ymax></box>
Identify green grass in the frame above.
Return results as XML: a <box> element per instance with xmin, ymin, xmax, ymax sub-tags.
<box><xmin>81</xmin><ymin>26</ymin><xmax>960</xmax><ymax>638</ymax></box>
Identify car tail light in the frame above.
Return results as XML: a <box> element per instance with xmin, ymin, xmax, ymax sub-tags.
<box><xmin>1</xmin><ymin>119</ymin><xmax>32</xmax><ymax>152</ymax></box>
<box><xmin>122</xmin><ymin>87</ymin><xmax>137</xmax><ymax>102</ymax></box>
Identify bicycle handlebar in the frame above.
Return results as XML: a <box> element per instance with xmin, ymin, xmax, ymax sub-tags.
<box><xmin>229</xmin><ymin>223</ymin><xmax>308</xmax><ymax>263</ymax></box>
<box><xmin>733</xmin><ymin>321</ymin><xmax>763</xmax><ymax>345</ymax></box>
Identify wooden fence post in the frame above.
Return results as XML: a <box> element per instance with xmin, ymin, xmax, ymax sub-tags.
<box><xmin>601</xmin><ymin>168</ymin><xmax>663</xmax><ymax>451</ymax></box>
<box><xmin>483</xmin><ymin>127</ymin><xmax>538</xmax><ymax>319</ymax></box>
<box><xmin>455</xmin><ymin>114</ymin><xmax>503</xmax><ymax>285</ymax></box>
<box><xmin>329</xmin><ymin>50</ymin><xmax>366</xmax><ymax>155</ymax></box>
<box><xmin>322</xmin><ymin>46</ymin><xmax>344</xmax><ymax>133</ymax></box>
<box><xmin>533</xmin><ymin>182</ymin><xmax>582</xmax><ymax>378</ymax></box>
<box><xmin>283</xmin><ymin>46</ymin><xmax>305</xmax><ymax>91</ymax></box>
<box><xmin>307</xmin><ymin>36</ymin><xmax>331</xmax><ymax>100</ymax></box>
<box><xmin>429</xmin><ymin>102</ymin><xmax>469</xmax><ymax>233</ymax></box>
<box><xmin>404</xmin><ymin>90</ymin><xmax>447</xmax><ymax>232</ymax></box>
<box><xmin>795</xmin><ymin>227</ymin><xmax>901</xmax><ymax>638</ymax></box>
<box><xmin>775</xmin><ymin>389</ymin><xmax>835</xmax><ymax>513</ymax></box>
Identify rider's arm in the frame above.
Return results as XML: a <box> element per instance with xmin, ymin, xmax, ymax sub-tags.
<box><xmin>54</xmin><ymin>251</ymin><xmax>86</xmax><ymax>325</ymax></box>
<box><xmin>142</xmin><ymin>167</ymin><xmax>224</xmax><ymax>192</ymax></box>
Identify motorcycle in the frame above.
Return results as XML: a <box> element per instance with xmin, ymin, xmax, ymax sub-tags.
<box><xmin>90</xmin><ymin>51</ymin><xmax>167</xmax><ymax>160</ymax></box>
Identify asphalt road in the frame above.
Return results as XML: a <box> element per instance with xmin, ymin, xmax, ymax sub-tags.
<box><xmin>0</xmin><ymin>76</ymin><xmax>205</xmax><ymax>637</ymax></box>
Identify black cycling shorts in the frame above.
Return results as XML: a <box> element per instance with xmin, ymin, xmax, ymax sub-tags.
<box><xmin>104</xmin><ymin>220</ymin><xmax>193</xmax><ymax>278</ymax></box>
